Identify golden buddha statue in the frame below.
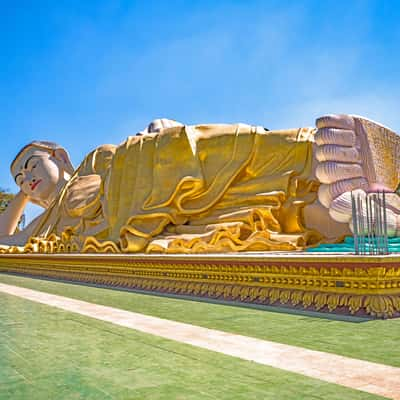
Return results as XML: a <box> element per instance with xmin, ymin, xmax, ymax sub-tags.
<box><xmin>0</xmin><ymin>114</ymin><xmax>399</xmax><ymax>254</ymax></box>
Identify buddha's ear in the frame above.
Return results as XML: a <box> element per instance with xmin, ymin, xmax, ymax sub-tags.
<box><xmin>53</xmin><ymin>148</ymin><xmax>75</xmax><ymax>175</ymax></box>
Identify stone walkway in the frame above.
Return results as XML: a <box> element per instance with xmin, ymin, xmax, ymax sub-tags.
<box><xmin>0</xmin><ymin>282</ymin><xmax>399</xmax><ymax>400</ymax></box>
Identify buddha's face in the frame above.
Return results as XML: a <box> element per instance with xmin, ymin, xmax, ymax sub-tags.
<box><xmin>11</xmin><ymin>148</ymin><xmax>63</xmax><ymax>205</ymax></box>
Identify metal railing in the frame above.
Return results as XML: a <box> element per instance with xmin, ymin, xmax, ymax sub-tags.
<box><xmin>351</xmin><ymin>191</ymin><xmax>389</xmax><ymax>255</ymax></box>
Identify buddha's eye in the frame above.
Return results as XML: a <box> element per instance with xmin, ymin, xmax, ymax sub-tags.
<box><xmin>32</xmin><ymin>163</ymin><xmax>37</xmax><ymax>169</ymax></box>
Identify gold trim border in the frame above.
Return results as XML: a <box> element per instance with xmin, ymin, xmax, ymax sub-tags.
<box><xmin>1</xmin><ymin>253</ymin><xmax>400</xmax><ymax>318</ymax></box>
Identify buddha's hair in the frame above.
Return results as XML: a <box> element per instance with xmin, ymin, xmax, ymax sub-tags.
<box><xmin>11</xmin><ymin>141</ymin><xmax>74</xmax><ymax>174</ymax></box>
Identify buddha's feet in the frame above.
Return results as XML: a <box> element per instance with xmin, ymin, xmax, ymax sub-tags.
<box><xmin>314</xmin><ymin>114</ymin><xmax>400</xmax><ymax>237</ymax></box>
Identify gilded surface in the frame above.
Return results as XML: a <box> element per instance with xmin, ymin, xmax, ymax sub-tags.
<box><xmin>2</xmin><ymin>124</ymin><xmax>322</xmax><ymax>254</ymax></box>
<box><xmin>1</xmin><ymin>254</ymin><xmax>399</xmax><ymax>318</ymax></box>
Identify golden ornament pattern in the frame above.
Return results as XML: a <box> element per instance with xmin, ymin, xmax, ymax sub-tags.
<box><xmin>0</xmin><ymin>253</ymin><xmax>399</xmax><ymax>318</ymax></box>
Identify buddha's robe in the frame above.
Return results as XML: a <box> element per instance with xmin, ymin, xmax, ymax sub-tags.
<box><xmin>21</xmin><ymin>124</ymin><xmax>323</xmax><ymax>253</ymax></box>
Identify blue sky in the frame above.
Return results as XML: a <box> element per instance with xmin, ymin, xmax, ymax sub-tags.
<box><xmin>1</xmin><ymin>0</ymin><xmax>400</xmax><ymax>221</ymax></box>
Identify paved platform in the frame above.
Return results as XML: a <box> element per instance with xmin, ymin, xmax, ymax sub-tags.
<box><xmin>0</xmin><ymin>282</ymin><xmax>399</xmax><ymax>399</ymax></box>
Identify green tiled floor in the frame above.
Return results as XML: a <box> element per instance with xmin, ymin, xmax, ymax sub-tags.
<box><xmin>1</xmin><ymin>273</ymin><xmax>399</xmax><ymax>367</ymax></box>
<box><xmin>0</xmin><ymin>274</ymin><xmax>394</xmax><ymax>399</ymax></box>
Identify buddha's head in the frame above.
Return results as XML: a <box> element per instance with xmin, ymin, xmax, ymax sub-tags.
<box><xmin>11</xmin><ymin>141</ymin><xmax>74</xmax><ymax>208</ymax></box>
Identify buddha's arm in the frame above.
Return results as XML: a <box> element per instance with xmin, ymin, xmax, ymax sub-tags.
<box><xmin>0</xmin><ymin>191</ymin><xmax>29</xmax><ymax>236</ymax></box>
<box><xmin>0</xmin><ymin>213</ymin><xmax>43</xmax><ymax>246</ymax></box>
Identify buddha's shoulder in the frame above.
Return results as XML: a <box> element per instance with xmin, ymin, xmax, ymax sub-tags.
<box><xmin>77</xmin><ymin>144</ymin><xmax>117</xmax><ymax>176</ymax></box>
<box><xmin>63</xmin><ymin>174</ymin><xmax>102</xmax><ymax>217</ymax></box>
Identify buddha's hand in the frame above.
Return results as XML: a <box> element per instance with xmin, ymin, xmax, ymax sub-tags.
<box><xmin>314</xmin><ymin>114</ymin><xmax>400</xmax><ymax>236</ymax></box>
<box><xmin>141</xmin><ymin>118</ymin><xmax>184</xmax><ymax>134</ymax></box>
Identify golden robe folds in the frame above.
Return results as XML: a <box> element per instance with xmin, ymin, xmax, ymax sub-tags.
<box><xmin>15</xmin><ymin>124</ymin><xmax>323</xmax><ymax>253</ymax></box>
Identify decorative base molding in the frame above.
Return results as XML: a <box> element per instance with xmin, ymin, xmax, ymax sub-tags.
<box><xmin>1</xmin><ymin>253</ymin><xmax>400</xmax><ymax>318</ymax></box>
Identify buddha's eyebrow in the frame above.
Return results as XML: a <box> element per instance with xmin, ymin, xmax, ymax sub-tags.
<box><xmin>24</xmin><ymin>155</ymin><xmax>39</xmax><ymax>169</ymax></box>
<box><xmin>13</xmin><ymin>156</ymin><xmax>40</xmax><ymax>183</ymax></box>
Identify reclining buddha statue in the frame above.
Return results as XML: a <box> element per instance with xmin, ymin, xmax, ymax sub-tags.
<box><xmin>0</xmin><ymin>114</ymin><xmax>399</xmax><ymax>254</ymax></box>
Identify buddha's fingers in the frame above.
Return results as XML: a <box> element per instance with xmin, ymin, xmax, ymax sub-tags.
<box><xmin>315</xmin><ymin>144</ymin><xmax>360</xmax><ymax>163</ymax></box>
<box><xmin>314</xmin><ymin>128</ymin><xmax>357</xmax><ymax>147</ymax></box>
<box><xmin>316</xmin><ymin>114</ymin><xmax>355</xmax><ymax>130</ymax></box>
<box><xmin>318</xmin><ymin>177</ymin><xmax>369</xmax><ymax>208</ymax></box>
<box><xmin>316</xmin><ymin>161</ymin><xmax>364</xmax><ymax>185</ymax></box>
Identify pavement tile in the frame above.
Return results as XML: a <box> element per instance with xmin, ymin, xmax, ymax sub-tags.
<box><xmin>0</xmin><ymin>282</ymin><xmax>398</xmax><ymax>400</ymax></box>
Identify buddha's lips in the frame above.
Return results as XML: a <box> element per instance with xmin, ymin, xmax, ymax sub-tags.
<box><xmin>31</xmin><ymin>180</ymin><xmax>42</xmax><ymax>191</ymax></box>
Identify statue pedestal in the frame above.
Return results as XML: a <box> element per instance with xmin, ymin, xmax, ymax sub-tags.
<box><xmin>1</xmin><ymin>252</ymin><xmax>399</xmax><ymax>318</ymax></box>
